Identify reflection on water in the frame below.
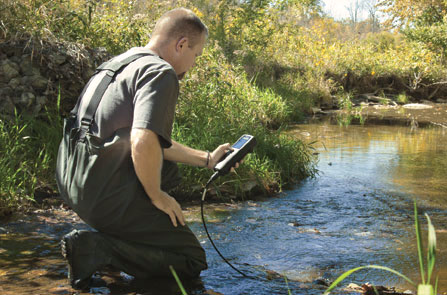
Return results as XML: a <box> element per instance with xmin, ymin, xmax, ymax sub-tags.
<box><xmin>190</xmin><ymin>122</ymin><xmax>447</xmax><ymax>294</ymax></box>
<box><xmin>292</xmin><ymin>122</ymin><xmax>447</xmax><ymax>208</ymax></box>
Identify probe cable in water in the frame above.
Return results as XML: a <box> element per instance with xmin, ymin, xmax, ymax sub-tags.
<box><xmin>201</xmin><ymin>182</ymin><xmax>253</xmax><ymax>278</ymax></box>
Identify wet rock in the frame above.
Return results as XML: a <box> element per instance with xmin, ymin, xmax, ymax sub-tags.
<box><xmin>33</xmin><ymin>96</ymin><xmax>48</xmax><ymax>114</ymax></box>
<box><xmin>347</xmin><ymin>283</ymin><xmax>363</xmax><ymax>291</ymax></box>
<box><xmin>297</xmin><ymin>227</ymin><xmax>321</xmax><ymax>234</ymax></box>
<box><xmin>119</xmin><ymin>271</ymin><xmax>134</xmax><ymax>282</ymax></box>
<box><xmin>14</xmin><ymin>92</ymin><xmax>35</xmax><ymax>107</ymax></box>
<box><xmin>265</xmin><ymin>269</ymin><xmax>282</xmax><ymax>280</ymax></box>
<box><xmin>1</xmin><ymin>60</ymin><xmax>20</xmax><ymax>81</ymax></box>
<box><xmin>361</xmin><ymin>282</ymin><xmax>404</xmax><ymax>295</ymax></box>
<box><xmin>30</xmin><ymin>75</ymin><xmax>48</xmax><ymax>90</ymax></box>
<box><xmin>312</xmin><ymin>107</ymin><xmax>324</xmax><ymax>114</ymax></box>
<box><xmin>403</xmin><ymin>103</ymin><xmax>433</xmax><ymax>110</ymax></box>
<box><xmin>288</xmin><ymin>222</ymin><xmax>302</xmax><ymax>227</ymax></box>
<box><xmin>20</xmin><ymin>75</ymin><xmax>31</xmax><ymax>85</ymax></box>
<box><xmin>0</xmin><ymin>95</ymin><xmax>15</xmax><ymax>114</ymax></box>
<box><xmin>89</xmin><ymin>287</ymin><xmax>111</xmax><ymax>294</ymax></box>
<box><xmin>20</xmin><ymin>57</ymin><xmax>35</xmax><ymax>76</ymax></box>
<box><xmin>10</xmin><ymin>55</ymin><xmax>21</xmax><ymax>64</ymax></box>
<box><xmin>36</xmin><ymin>95</ymin><xmax>47</xmax><ymax>107</ymax></box>
<box><xmin>50</xmin><ymin>53</ymin><xmax>67</xmax><ymax>65</ymax></box>
<box><xmin>301</xmin><ymin>131</ymin><xmax>311</xmax><ymax>137</ymax></box>
<box><xmin>8</xmin><ymin>77</ymin><xmax>20</xmax><ymax>89</ymax></box>
<box><xmin>245</xmin><ymin>217</ymin><xmax>258</xmax><ymax>224</ymax></box>
<box><xmin>0</xmin><ymin>85</ymin><xmax>13</xmax><ymax>97</ymax></box>
<box><xmin>313</xmin><ymin>278</ymin><xmax>331</xmax><ymax>286</ymax></box>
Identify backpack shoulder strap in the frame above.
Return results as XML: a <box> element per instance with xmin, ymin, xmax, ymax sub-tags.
<box><xmin>74</xmin><ymin>51</ymin><xmax>153</xmax><ymax>137</ymax></box>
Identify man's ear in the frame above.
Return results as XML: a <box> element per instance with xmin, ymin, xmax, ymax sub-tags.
<box><xmin>176</xmin><ymin>37</ymin><xmax>188</xmax><ymax>52</ymax></box>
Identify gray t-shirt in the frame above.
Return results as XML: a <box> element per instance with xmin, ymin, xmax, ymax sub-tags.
<box><xmin>77</xmin><ymin>47</ymin><xmax>179</xmax><ymax>148</ymax></box>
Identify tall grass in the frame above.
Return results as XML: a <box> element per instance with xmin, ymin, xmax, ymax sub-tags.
<box><xmin>0</xmin><ymin>107</ymin><xmax>62</xmax><ymax>213</ymax></box>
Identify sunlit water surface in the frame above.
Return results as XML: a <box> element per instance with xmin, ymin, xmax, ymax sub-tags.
<box><xmin>191</xmin><ymin>123</ymin><xmax>447</xmax><ymax>295</ymax></box>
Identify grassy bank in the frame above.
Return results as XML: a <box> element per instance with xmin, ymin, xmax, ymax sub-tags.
<box><xmin>173</xmin><ymin>45</ymin><xmax>317</xmax><ymax>199</ymax></box>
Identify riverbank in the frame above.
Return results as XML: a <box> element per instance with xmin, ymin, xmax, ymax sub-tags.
<box><xmin>312</xmin><ymin>101</ymin><xmax>447</xmax><ymax>128</ymax></box>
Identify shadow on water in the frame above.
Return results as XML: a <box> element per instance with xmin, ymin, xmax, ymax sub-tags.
<box><xmin>1</xmin><ymin>121</ymin><xmax>447</xmax><ymax>294</ymax></box>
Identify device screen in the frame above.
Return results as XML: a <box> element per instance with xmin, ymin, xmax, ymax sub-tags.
<box><xmin>232</xmin><ymin>136</ymin><xmax>249</xmax><ymax>149</ymax></box>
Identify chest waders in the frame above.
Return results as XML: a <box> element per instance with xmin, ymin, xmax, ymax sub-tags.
<box><xmin>56</xmin><ymin>52</ymin><xmax>208</xmax><ymax>281</ymax></box>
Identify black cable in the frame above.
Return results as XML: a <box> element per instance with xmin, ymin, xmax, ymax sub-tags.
<box><xmin>201</xmin><ymin>173</ymin><xmax>256</xmax><ymax>279</ymax></box>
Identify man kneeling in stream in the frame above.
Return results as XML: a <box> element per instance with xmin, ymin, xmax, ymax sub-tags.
<box><xmin>56</xmin><ymin>8</ymin><xmax>239</xmax><ymax>289</ymax></box>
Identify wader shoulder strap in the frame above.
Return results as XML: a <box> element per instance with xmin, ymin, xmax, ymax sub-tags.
<box><xmin>72</xmin><ymin>52</ymin><xmax>154</xmax><ymax>137</ymax></box>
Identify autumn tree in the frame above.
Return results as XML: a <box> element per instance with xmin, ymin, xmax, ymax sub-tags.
<box><xmin>379</xmin><ymin>0</ymin><xmax>447</xmax><ymax>60</ymax></box>
<box><xmin>378</xmin><ymin>0</ymin><xmax>446</xmax><ymax>27</ymax></box>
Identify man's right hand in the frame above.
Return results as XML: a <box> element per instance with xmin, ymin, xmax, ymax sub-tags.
<box><xmin>151</xmin><ymin>191</ymin><xmax>185</xmax><ymax>227</ymax></box>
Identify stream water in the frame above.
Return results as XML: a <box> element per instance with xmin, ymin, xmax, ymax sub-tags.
<box><xmin>1</xmin><ymin>121</ymin><xmax>446</xmax><ymax>295</ymax></box>
<box><xmin>193</xmin><ymin>122</ymin><xmax>447</xmax><ymax>295</ymax></box>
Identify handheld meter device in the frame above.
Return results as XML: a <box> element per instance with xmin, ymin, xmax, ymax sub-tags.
<box><xmin>214</xmin><ymin>134</ymin><xmax>256</xmax><ymax>176</ymax></box>
<box><xmin>205</xmin><ymin>134</ymin><xmax>257</xmax><ymax>188</ymax></box>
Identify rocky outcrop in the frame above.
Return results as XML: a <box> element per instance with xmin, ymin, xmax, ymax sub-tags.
<box><xmin>0</xmin><ymin>37</ymin><xmax>111</xmax><ymax>117</ymax></box>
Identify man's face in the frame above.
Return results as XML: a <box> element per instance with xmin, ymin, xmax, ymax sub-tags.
<box><xmin>176</xmin><ymin>33</ymin><xmax>206</xmax><ymax>80</ymax></box>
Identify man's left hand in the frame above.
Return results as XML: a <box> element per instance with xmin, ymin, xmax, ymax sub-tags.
<box><xmin>208</xmin><ymin>143</ymin><xmax>243</xmax><ymax>171</ymax></box>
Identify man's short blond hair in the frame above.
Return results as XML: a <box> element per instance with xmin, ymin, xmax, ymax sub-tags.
<box><xmin>152</xmin><ymin>8</ymin><xmax>208</xmax><ymax>47</ymax></box>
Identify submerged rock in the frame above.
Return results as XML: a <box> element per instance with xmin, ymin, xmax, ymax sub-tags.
<box><xmin>403</xmin><ymin>103</ymin><xmax>433</xmax><ymax>110</ymax></box>
<box><xmin>345</xmin><ymin>282</ymin><xmax>413</xmax><ymax>295</ymax></box>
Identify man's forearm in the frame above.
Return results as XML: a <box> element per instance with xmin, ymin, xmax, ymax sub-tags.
<box><xmin>163</xmin><ymin>140</ymin><xmax>209</xmax><ymax>168</ymax></box>
<box><xmin>130</xmin><ymin>128</ymin><xmax>164</xmax><ymax>199</ymax></box>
